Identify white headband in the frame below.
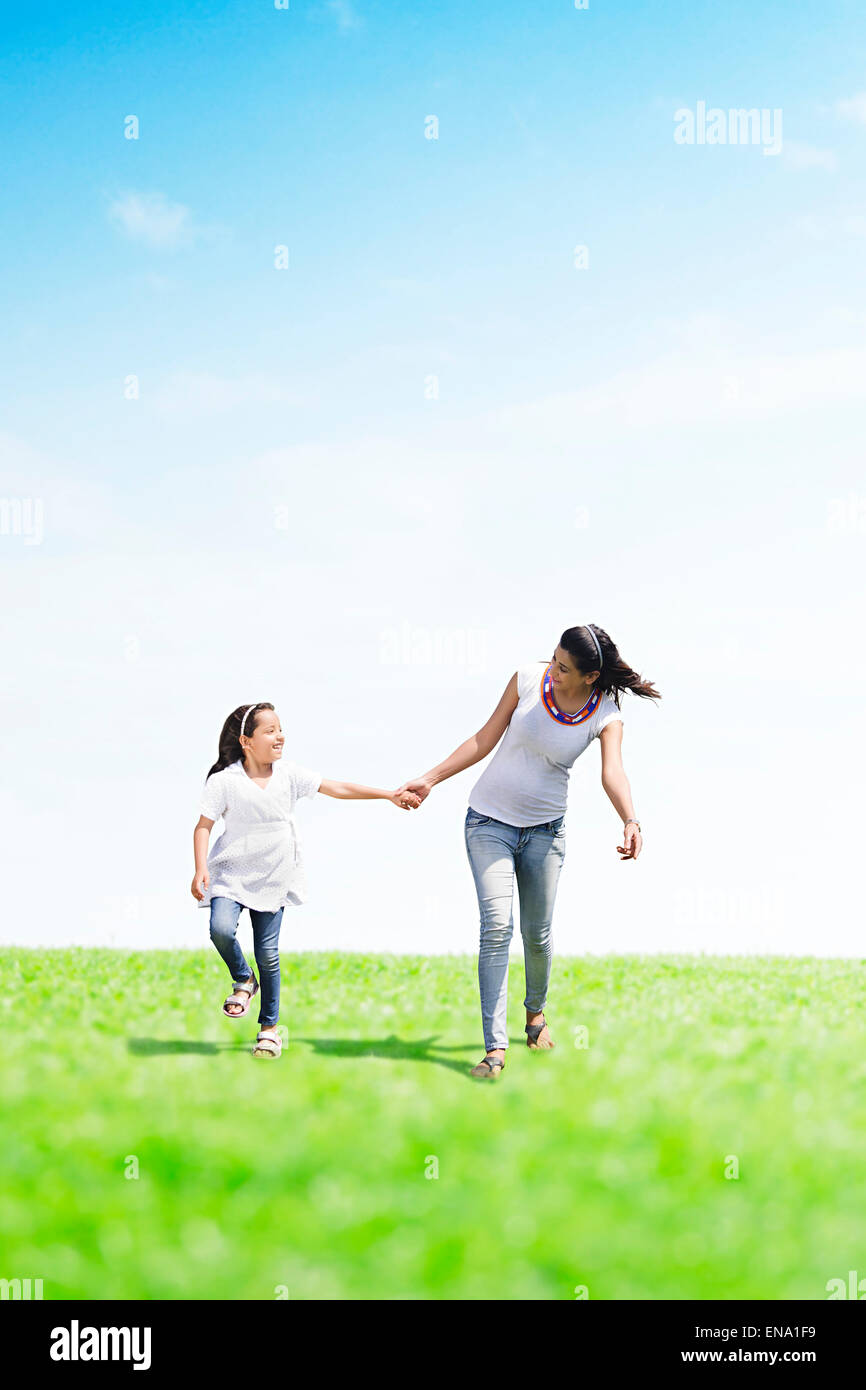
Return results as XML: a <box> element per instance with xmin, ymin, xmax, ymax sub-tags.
<box><xmin>239</xmin><ymin>704</ymin><xmax>259</xmax><ymax>738</ymax></box>
<box><xmin>584</xmin><ymin>624</ymin><xmax>603</xmax><ymax>667</ymax></box>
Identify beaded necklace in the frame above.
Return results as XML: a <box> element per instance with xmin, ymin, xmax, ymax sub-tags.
<box><xmin>540</xmin><ymin>663</ymin><xmax>601</xmax><ymax>726</ymax></box>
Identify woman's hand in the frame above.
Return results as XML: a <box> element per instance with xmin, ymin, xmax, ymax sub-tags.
<box><xmin>390</xmin><ymin>789</ymin><xmax>422</xmax><ymax>810</ymax></box>
<box><xmin>191</xmin><ymin>868</ymin><xmax>210</xmax><ymax>901</ymax></box>
<box><xmin>395</xmin><ymin>777</ymin><xmax>434</xmax><ymax>807</ymax></box>
<box><xmin>617</xmin><ymin>823</ymin><xmax>643</xmax><ymax>861</ymax></box>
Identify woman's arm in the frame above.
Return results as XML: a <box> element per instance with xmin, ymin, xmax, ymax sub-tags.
<box><xmin>191</xmin><ymin>815</ymin><xmax>215</xmax><ymax>899</ymax></box>
<box><xmin>318</xmin><ymin>779</ymin><xmax>421</xmax><ymax>810</ymax></box>
<box><xmin>395</xmin><ymin>672</ymin><xmax>520</xmax><ymax>804</ymax></box>
<box><xmin>598</xmin><ymin>720</ymin><xmax>643</xmax><ymax>860</ymax></box>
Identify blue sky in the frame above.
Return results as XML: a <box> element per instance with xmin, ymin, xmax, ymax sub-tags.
<box><xmin>2</xmin><ymin>1</ymin><xmax>865</xmax><ymax>956</ymax></box>
<box><xmin>3</xmin><ymin>0</ymin><xmax>865</xmax><ymax>432</ymax></box>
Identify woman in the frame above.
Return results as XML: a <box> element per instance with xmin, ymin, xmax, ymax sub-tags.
<box><xmin>396</xmin><ymin>624</ymin><xmax>660</xmax><ymax>1080</ymax></box>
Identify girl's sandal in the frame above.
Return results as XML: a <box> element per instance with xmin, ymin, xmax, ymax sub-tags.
<box><xmin>470</xmin><ymin>1054</ymin><xmax>505</xmax><ymax>1079</ymax></box>
<box><xmin>252</xmin><ymin>1029</ymin><xmax>282</xmax><ymax>1059</ymax></box>
<box><xmin>525</xmin><ymin>1014</ymin><xmax>554</xmax><ymax>1049</ymax></box>
<box><xmin>222</xmin><ymin>974</ymin><xmax>259</xmax><ymax>1019</ymax></box>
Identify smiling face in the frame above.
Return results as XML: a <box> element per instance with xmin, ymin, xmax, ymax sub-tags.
<box><xmin>240</xmin><ymin>709</ymin><xmax>284</xmax><ymax>764</ymax></box>
<box><xmin>549</xmin><ymin>644</ymin><xmax>598</xmax><ymax>703</ymax></box>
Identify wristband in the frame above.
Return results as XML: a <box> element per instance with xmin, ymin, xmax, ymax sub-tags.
<box><xmin>624</xmin><ymin>818</ymin><xmax>641</xmax><ymax>832</ymax></box>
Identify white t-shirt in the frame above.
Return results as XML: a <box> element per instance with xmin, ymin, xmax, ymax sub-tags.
<box><xmin>198</xmin><ymin>758</ymin><xmax>321</xmax><ymax>911</ymax></box>
<box><xmin>467</xmin><ymin>661</ymin><xmax>623</xmax><ymax>827</ymax></box>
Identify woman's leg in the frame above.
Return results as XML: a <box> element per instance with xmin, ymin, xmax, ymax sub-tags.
<box><xmin>208</xmin><ymin>897</ymin><xmax>251</xmax><ymax>983</ymax></box>
<box><xmin>514</xmin><ymin>822</ymin><xmax>566</xmax><ymax>1021</ymax></box>
<box><xmin>249</xmin><ymin>907</ymin><xmax>284</xmax><ymax>1029</ymax></box>
<box><xmin>464</xmin><ymin>820</ymin><xmax>520</xmax><ymax>1053</ymax></box>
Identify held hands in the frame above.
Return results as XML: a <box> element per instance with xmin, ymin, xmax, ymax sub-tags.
<box><xmin>617</xmin><ymin>823</ymin><xmax>643</xmax><ymax>861</ymax></box>
<box><xmin>390</xmin><ymin>788</ymin><xmax>422</xmax><ymax>810</ymax></box>
<box><xmin>394</xmin><ymin>777</ymin><xmax>433</xmax><ymax>809</ymax></box>
<box><xmin>190</xmin><ymin>869</ymin><xmax>210</xmax><ymax>901</ymax></box>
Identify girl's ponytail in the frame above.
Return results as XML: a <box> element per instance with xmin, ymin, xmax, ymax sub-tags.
<box><xmin>560</xmin><ymin>625</ymin><xmax>660</xmax><ymax>709</ymax></box>
<box><xmin>206</xmin><ymin>702</ymin><xmax>275</xmax><ymax>778</ymax></box>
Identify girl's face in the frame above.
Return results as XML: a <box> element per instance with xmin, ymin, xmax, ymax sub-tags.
<box><xmin>241</xmin><ymin>709</ymin><xmax>284</xmax><ymax>764</ymax></box>
<box><xmin>549</xmin><ymin>644</ymin><xmax>597</xmax><ymax>697</ymax></box>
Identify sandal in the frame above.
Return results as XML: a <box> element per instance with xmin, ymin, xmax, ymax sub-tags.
<box><xmin>222</xmin><ymin>974</ymin><xmax>259</xmax><ymax>1019</ymax></box>
<box><xmin>525</xmin><ymin>1014</ymin><xmax>554</xmax><ymax>1049</ymax></box>
<box><xmin>470</xmin><ymin>1054</ymin><xmax>505</xmax><ymax>1079</ymax></box>
<box><xmin>253</xmin><ymin>1029</ymin><xmax>282</xmax><ymax>1059</ymax></box>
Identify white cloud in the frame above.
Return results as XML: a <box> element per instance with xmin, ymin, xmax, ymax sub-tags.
<box><xmin>327</xmin><ymin>1</ymin><xmax>362</xmax><ymax>31</ymax></box>
<box><xmin>660</xmin><ymin>311</ymin><xmax>730</xmax><ymax>351</ymax></box>
<box><xmin>108</xmin><ymin>192</ymin><xmax>201</xmax><ymax>250</ymax></box>
<box><xmin>152</xmin><ymin>370</ymin><xmax>309</xmax><ymax>414</ymax></box>
<box><xmin>796</xmin><ymin>212</ymin><xmax>866</xmax><ymax>240</ymax></box>
<box><xmin>0</xmin><ymin>432</ymin><xmax>123</xmax><ymax>544</ymax></box>
<box><xmin>144</xmin><ymin>271</ymin><xmax>179</xmax><ymax>291</ymax></box>
<box><xmin>479</xmin><ymin>345</ymin><xmax>866</xmax><ymax>438</ymax></box>
<box><xmin>782</xmin><ymin>140</ymin><xmax>838</xmax><ymax>172</ymax></box>
<box><xmin>378</xmin><ymin>277</ymin><xmax>432</xmax><ymax>295</ymax></box>
<box><xmin>817</xmin><ymin>305</ymin><xmax>866</xmax><ymax>329</ymax></box>
<box><xmin>835</xmin><ymin>92</ymin><xmax>866</xmax><ymax>124</ymax></box>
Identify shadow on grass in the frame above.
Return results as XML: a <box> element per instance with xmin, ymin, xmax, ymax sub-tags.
<box><xmin>295</xmin><ymin>1034</ymin><xmax>478</xmax><ymax>1076</ymax></box>
<box><xmin>128</xmin><ymin>1038</ymin><xmax>251</xmax><ymax>1056</ymax></box>
<box><xmin>128</xmin><ymin>1033</ymin><xmax>518</xmax><ymax>1076</ymax></box>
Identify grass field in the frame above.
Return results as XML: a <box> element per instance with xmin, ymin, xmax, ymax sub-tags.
<box><xmin>2</xmin><ymin>947</ymin><xmax>865</xmax><ymax>1300</ymax></box>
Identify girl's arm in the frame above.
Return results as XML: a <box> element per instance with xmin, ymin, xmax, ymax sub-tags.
<box><xmin>598</xmin><ymin>721</ymin><xmax>643</xmax><ymax>861</ymax></box>
<box><xmin>395</xmin><ymin>672</ymin><xmax>520</xmax><ymax>804</ymax></box>
<box><xmin>191</xmin><ymin>815</ymin><xmax>215</xmax><ymax>899</ymax></box>
<box><xmin>318</xmin><ymin>779</ymin><xmax>421</xmax><ymax>810</ymax></box>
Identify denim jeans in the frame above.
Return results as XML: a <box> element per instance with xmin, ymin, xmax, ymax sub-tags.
<box><xmin>208</xmin><ymin>896</ymin><xmax>284</xmax><ymax>1028</ymax></box>
<box><xmin>464</xmin><ymin>806</ymin><xmax>566</xmax><ymax>1052</ymax></box>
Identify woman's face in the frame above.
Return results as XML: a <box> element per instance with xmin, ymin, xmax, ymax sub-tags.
<box><xmin>241</xmin><ymin>709</ymin><xmax>284</xmax><ymax>763</ymax></box>
<box><xmin>549</xmin><ymin>644</ymin><xmax>597</xmax><ymax>695</ymax></box>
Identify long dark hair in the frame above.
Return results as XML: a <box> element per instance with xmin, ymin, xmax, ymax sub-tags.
<box><xmin>558</xmin><ymin>625</ymin><xmax>660</xmax><ymax>709</ymax></box>
<box><xmin>207</xmin><ymin>702</ymin><xmax>275</xmax><ymax>778</ymax></box>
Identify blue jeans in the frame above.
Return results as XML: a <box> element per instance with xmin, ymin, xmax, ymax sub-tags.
<box><xmin>464</xmin><ymin>807</ymin><xmax>566</xmax><ymax>1052</ymax></box>
<box><xmin>208</xmin><ymin>897</ymin><xmax>284</xmax><ymax>1028</ymax></box>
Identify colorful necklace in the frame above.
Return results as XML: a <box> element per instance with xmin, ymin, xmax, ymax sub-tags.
<box><xmin>541</xmin><ymin>664</ymin><xmax>601</xmax><ymax>725</ymax></box>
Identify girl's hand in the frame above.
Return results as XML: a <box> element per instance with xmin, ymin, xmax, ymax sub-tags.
<box><xmin>617</xmin><ymin>823</ymin><xmax>642</xmax><ymax>861</ymax></box>
<box><xmin>390</xmin><ymin>789</ymin><xmax>422</xmax><ymax>810</ymax></box>
<box><xmin>395</xmin><ymin>778</ymin><xmax>433</xmax><ymax>806</ymax></box>
<box><xmin>191</xmin><ymin>868</ymin><xmax>210</xmax><ymax>901</ymax></box>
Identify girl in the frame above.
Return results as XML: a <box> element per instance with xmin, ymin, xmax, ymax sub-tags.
<box><xmin>191</xmin><ymin>701</ymin><xmax>420</xmax><ymax>1059</ymax></box>
<box><xmin>395</xmin><ymin>624</ymin><xmax>660</xmax><ymax>1080</ymax></box>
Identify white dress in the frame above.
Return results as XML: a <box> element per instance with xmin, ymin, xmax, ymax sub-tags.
<box><xmin>198</xmin><ymin>759</ymin><xmax>321</xmax><ymax>911</ymax></box>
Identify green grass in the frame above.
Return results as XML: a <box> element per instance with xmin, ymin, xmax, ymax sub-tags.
<box><xmin>2</xmin><ymin>948</ymin><xmax>865</xmax><ymax>1300</ymax></box>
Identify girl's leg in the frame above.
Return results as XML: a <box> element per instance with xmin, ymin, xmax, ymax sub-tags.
<box><xmin>249</xmin><ymin>907</ymin><xmax>283</xmax><ymax>1029</ymax></box>
<box><xmin>515</xmin><ymin>822</ymin><xmax>566</xmax><ymax>1019</ymax></box>
<box><xmin>464</xmin><ymin>821</ymin><xmax>520</xmax><ymax>1053</ymax></box>
<box><xmin>208</xmin><ymin>898</ymin><xmax>252</xmax><ymax>983</ymax></box>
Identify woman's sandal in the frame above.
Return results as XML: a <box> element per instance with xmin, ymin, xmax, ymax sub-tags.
<box><xmin>252</xmin><ymin>1029</ymin><xmax>282</xmax><ymax>1059</ymax></box>
<box><xmin>525</xmin><ymin>1014</ymin><xmax>554</xmax><ymax>1049</ymax></box>
<box><xmin>470</xmin><ymin>1054</ymin><xmax>505</xmax><ymax>1079</ymax></box>
<box><xmin>222</xmin><ymin>974</ymin><xmax>259</xmax><ymax>1019</ymax></box>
